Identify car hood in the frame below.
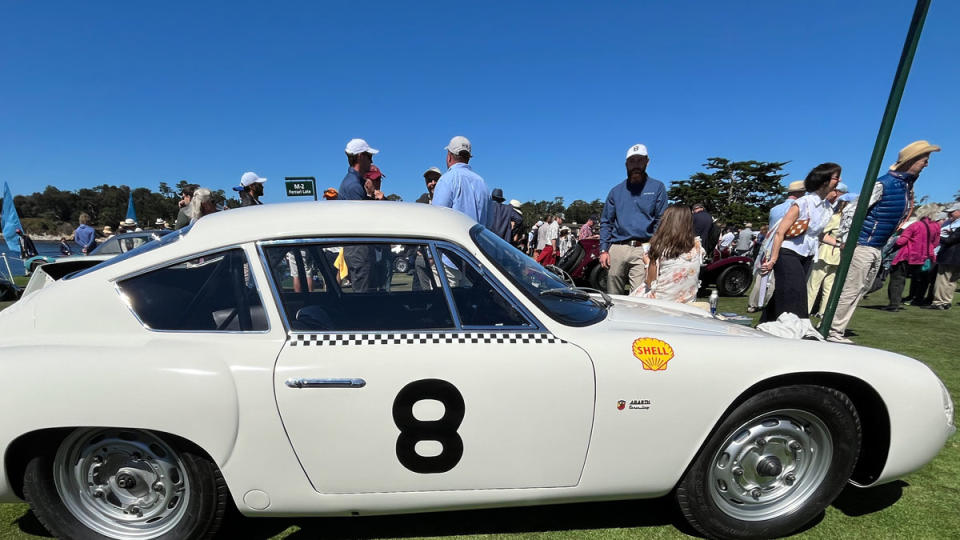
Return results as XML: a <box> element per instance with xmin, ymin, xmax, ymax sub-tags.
<box><xmin>600</xmin><ymin>295</ymin><xmax>766</xmax><ymax>337</ymax></box>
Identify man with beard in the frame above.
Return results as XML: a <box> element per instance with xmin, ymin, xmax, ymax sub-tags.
<box><xmin>416</xmin><ymin>167</ymin><xmax>442</xmax><ymax>204</ymax></box>
<box><xmin>827</xmin><ymin>140</ymin><xmax>940</xmax><ymax>343</ymax></box>
<box><xmin>235</xmin><ymin>172</ymin><xmax>267</xmax><ymax>206</ymax></box>
<box><xmin>599</xmin><ymin>143</ymin><xmax>668</xmax><ymax>295</ymax></box>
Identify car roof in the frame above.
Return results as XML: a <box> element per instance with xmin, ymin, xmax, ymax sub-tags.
<box><xmin>184</xmin><ymin>201</ymin><xmax>478</xmax><ymax>246</ymax></box>
<box><xmin>73</xmin><ymin>201</ymin><xmax>482</xmax><ymax>281</ymax></box>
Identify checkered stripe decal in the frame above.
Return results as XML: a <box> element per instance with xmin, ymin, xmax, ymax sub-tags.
<box><xmin>288</xmin><ymin>332</ymin><xmax>566</xmax><ymax>346</ymax></box>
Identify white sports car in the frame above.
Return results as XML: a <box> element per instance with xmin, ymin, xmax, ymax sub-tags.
<box><xmin>0</xmin><ymin>202</ymin><xmax>952</xmax><ymax>540</ymax></box>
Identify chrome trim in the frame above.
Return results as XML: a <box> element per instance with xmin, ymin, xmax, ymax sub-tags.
<box><xmin>433</xmin><ymin>241</ymin><xmax>542</xmax><ymax>331</ymax></box>
<box><xmin>431</xmin><ymin>242</ymin><xmax>463</xmax><ymax>328</ymax></box>
<box><xmin>114</xmin><ymin>246</ymin><xmax>271</xmax><ymax>334</ymax></box>
<box><xmin>285</xmin><ymin>378</ymin><xmax>366</xmax><ymax>389</ymax></box>
<box><xmin>255</xmin><ymin>236</ymin><xmax>544</xmax><ymax>334</ymax></box>
<box><xmin>259</xmin><ymin>236</ymin><xmax>443</xmax><ymax>247</ymax></box>
<box><xmin>256</xmin><ymin>241</ymin><xmax>294</xmax><ymax>332</ymax></box>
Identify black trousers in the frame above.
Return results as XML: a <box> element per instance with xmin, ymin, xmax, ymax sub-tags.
<box><xmin>887</xmin><ymin>261</ymin><xmax>920</xmax><ymax>307</ymax></box>
<box><xmin>762</xmin><ymin>249</ymin><xmax>813</xmax><ymax>322</ymax></box>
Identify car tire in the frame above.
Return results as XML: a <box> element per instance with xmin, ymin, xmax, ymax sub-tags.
<box><xmin>716</xmin><ymin>265</ymin><xmax>751</xmax><ymax>297</ymax></box>
<box><xmin>676</xmin><ymin>385</ymin><xmax>860</xmax><ymax>540</ymax></box>
<box><xmin>24</xmin><ymin>428</ymin><xmax>228</xmax><ymax>540</ymax></box>
<box><xmin>394</xmin><ymin>257</ymin><xmax>410</xmax><ymax>274</ymax></box>
<box><xmin>587</xmin><ymin>264</ymin><xmax>608</xmax><ymax>292</ymax></box>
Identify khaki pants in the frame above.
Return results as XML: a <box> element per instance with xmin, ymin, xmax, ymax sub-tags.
<box><xmin>607</xmin><ymin>243</ymin><xmax>647</xmax><ymax>295</ymax></box>
<box><xmin>933</xmin><ymin>264</ymin><xmax>960</xmax><ymax>306</ymax></box>
<box><xmin>828</xmin><ymin>246</ymin><xmax>881</xmax><ymax>339</ymax></box>
<box><xmin>807</xmin><ymin>260</ymin><xmax>838</xmax><ymax>315</ymax></box>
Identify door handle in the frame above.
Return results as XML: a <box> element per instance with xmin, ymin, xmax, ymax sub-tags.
<box><xmin>285</xmin><ymin>378</ymin><xmax>366</xmax><ymax>389</ymax></box>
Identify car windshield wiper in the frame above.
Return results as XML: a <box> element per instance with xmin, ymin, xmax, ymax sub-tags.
<box><xmin>576</xmin><ymin>287</ymin><xmax>614</xmax><ymax>308</ymax></box>
<box><xmin>539</xmin><ymin>287</ymin><xmax>591</xmax><ymax>301</ymax></box>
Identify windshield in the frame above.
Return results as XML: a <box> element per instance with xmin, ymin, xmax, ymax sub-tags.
<box><xmin>471</xmin><ymin>225</ymin><xmax>606</xmax><ymax>327</ymax></box>
<box><xmin>67</xmin><ymin>225</ymin><xmax>193</xmax><ymax>280</ymax></box>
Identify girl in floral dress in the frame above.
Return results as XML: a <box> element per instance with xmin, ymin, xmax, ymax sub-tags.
<box><xmin>631</xmin><ymin>205</ymin><xmax>706</xmax><ymax>304</ymax></box>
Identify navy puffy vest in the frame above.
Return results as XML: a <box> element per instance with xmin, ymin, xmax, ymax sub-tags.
<box><xmin>858</xmin><ymin>173</ymin><xmax>913</xmax><ymax>248</ymax></box>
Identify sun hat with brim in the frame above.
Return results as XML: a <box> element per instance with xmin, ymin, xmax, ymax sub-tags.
<box><xmin>102</xmin><ymin>226</ymin><xmax>113</xmax><ymax>234</ymax></box>
<box><xmin>943</xmin><ymin>203</ymin><xmax>960</xmax><ymax>213</ymax></box>
<box><xmin>787</xmin><ymin>180</ymin><xmax>805</xmax><ymax>193</ymax></box>
<box><xmin>889</xmin><ymin>140</ymin><xmax>941</xmax><ymax>170</ymax></box>
<box><xmin>123</xmin><ymin>218</ymin><xmax>136</xmax><ymax>226</ymax></box>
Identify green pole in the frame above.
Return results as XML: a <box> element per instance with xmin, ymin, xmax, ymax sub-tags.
<box><xmin>820</xmin><ymin>0</ymin><xmax>932</xmax><ymax>337</ymax></box>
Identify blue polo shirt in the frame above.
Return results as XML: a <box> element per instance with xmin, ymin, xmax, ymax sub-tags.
<box><xmin>432</xmin><ymin>163</ymin><xmax>492</xmax><ymax>227</ymax></box>
<box><xmin>599</xmin><ymin>176</ymin><xmax>668</xmax><ymax>252</ymax></box>
<box><xmin>337</xmin><ymin>168</ymin><xmax>369</xmax><ymax>201</ymax></box>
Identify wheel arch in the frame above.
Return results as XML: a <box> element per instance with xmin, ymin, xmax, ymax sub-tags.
<box><xmin>679</xmin><ymin>372</ymin><xmax>890</xmax><ymax>488</ymax></box>
<box><xmin>4</xmin><ymin>427</ymin><xmax>227</xmax><ymax>500</ymax></box>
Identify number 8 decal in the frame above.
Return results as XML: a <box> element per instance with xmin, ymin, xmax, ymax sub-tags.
<box><xmin>392</xmin><ymin>379</ymin><xmax>465</xmax><ymax>473</ymax></box>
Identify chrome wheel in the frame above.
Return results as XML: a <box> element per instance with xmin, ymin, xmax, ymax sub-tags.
<box><xmin>53</xmin><ymin>428</ymin><xmax>191</xmax><ymax>539</ymax></box>
<box><xmin>707</xmin><ymin>409</ymin><xmax>832</xmax><ymax>521</ymax></box>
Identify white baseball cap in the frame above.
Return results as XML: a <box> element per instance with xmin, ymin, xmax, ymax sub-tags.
<box><xmin>423</xmin><ymin>166</ymin><xmax>443</xmax><ymax>177</ymax></box>
<box><xmin>445</xmin><ymin>136</ymin><xmax>472</xmax><ymax>156</ymax></box>
<box><xmin>345</xmin><ymin>138</ymin><xmax>379</xmax><ymax>155</ymax></box>
<box><xmin>626</xmin><ymin>143</ymin><xmax>648</xmax><ymax>159</ymax></box>
<box><xmin>240</xmin><ymin>171</ymin><xmax>267</xmax><ymax>187</ymax></box>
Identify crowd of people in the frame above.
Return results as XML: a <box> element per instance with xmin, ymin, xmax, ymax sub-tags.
<box><xmin>11</xmin><ymin>134</ymin><xmax>956</xmax><ymax>342</ymax></box>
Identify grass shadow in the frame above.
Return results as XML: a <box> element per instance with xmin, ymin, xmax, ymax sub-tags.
<box><xmin>831</xmin><ymin>480</ymin><xmax>906</xmax><ymax>517</ymax></box>
<box><xmin>217</xmin><ymin>496</ymin><xmax>692</xmax><ymax>539</ymax></box>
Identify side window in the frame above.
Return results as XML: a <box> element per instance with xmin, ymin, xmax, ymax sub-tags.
<box><xmin>118</xmin><ymin>248</ymin><xmax>267</xmax><ymax>331</ymax></box>
<box><xmin>262</xmin><ymin>242</ymin><xmax>453</xmax><ymax>331</ymax></box>
<box><xmin>96</xmin><ymin>238</ymin><xmax>121</xmax><ymax>255</ymax></box>
<box><xmin>436</xmin><ymin>248</ymin><xmax>531</xmax><ymax>328</ymax></box>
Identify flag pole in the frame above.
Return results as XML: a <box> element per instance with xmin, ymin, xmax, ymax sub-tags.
<box><xmin>820</xmin><ymin>0</ymin><xmax>932</xmax><ymax>337</ymax></box>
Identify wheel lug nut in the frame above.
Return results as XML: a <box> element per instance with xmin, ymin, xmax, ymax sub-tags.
<box><xmin>130</xmin><ymin>506</ymin><xmax>141</xmax><ymax>515</ymax></box>
<box><xmin>93</xmin><ymin>490</ymin><xmax>104</xmax><ymax>498</ymax></box>
<box><xmin>785</xmin><ymin>473</ymin><xmax>796</xmax><ymax>485</ymax></box>
<box><xmin>756</xmin><ymin>438</ymin><xmax>766</xmax><ymax>447</ymax></box>
<box><xmin>751</xmin><ymin>488</ymin><xmax>762</xmax><ymax>500</ymax></box>
<box><xmin>789</xmin><ymin>441</ymin><xmax>801</xmax><ymax>451</ymax></box>
<box><xmin>153</xmin><ymin>482</ymin><xmax>163</xmax><ymax>492</ymax></box>
<box><xmin>732</xmin><ymin>467</ymin><xmax>744</xmax><ymax>476</ymax></box>
<box><xmin>92</xmin><ymin>456</ymin><xmax>103</xmax><ymax>464</ymax></box>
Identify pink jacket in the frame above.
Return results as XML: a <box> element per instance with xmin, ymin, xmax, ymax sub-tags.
<box><xmin>892</xmin><ymin>218</ymin><xmax>940</xmax><ymax>265</ymax></box>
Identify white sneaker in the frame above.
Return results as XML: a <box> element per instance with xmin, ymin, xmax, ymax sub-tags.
<box><xmin>826</xmin><ymin>335</ymin><xmax>854</xmax><ymax>344</ymax></box>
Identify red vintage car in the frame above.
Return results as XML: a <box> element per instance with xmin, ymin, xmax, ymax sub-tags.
<box><xmin>552</xmin><ymin>237</ymin><xmax>753</xmax><ymax>296</ymax></box>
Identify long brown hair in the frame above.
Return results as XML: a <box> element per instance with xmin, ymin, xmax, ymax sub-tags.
<box><xmin>649</xmin><ymin>205</ymin><xmax>696</xmax><ymax>260</ymax></box>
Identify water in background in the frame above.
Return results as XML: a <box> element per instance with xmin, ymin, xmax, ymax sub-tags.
<box><xmin>0</xmin><ymin>240</ymin><xmax>64</xmax><ymax>279</ymax></box>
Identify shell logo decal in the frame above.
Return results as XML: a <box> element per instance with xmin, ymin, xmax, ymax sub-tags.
<box><xmin>632</xmin><ymin>337</ymin><xmax>674</xmax><ymax>371</ymax></box>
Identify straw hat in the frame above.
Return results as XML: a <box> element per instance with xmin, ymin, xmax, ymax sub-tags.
<box><xmin>889</xmin><ymin>140</ymin><xmax>941</xmax><ymax>171</ymax></box>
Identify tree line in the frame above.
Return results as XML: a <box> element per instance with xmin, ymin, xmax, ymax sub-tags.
<box><xmin>4</xmin><ymin>181</ymin><xmax>237</xmax><ymax>235</ymax></box>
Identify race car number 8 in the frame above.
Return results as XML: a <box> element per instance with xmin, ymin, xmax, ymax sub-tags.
<box><xmin>392</xmin><ymin>379</ymin><xmax>464</xmax><ymax>473</ymax></box>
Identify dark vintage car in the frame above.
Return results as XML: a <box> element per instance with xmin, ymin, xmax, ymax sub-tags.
<box><xmin>553</xmin><ymin>237</ymin><xmax>753</xmax><ymax>296</ymax></box>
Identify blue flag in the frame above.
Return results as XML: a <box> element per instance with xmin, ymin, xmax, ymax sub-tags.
<box><xmin>2</xmin><ymin>182</ymin><xmax>25</xmax><ymax>253</ymax></box>
<box><xmin>126</xmin><ymin>192</ymin><xmax>137</xmax><ymax>223</ymax></box>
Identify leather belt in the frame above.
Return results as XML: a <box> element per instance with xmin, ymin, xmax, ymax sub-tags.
<box><xmin>615</xmin><ymin>238</ymin><xmax>649</xmax><ymax>247</ymax></box>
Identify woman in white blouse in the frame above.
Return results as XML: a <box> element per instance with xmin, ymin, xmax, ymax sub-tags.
<box><xmin>759</xmin><ymin>163</ymin><xmax>843</xmax><ymax>321</ymax></box>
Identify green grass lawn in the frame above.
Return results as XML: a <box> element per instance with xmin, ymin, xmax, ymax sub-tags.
<box><xmin>0</xmin><ymin>279</ymin><xmax>956</xmax><ymax>539</ymax></box>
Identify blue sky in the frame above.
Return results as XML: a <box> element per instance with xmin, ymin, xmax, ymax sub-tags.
<box><xmin>1</xmin><ymin>1</ymin><xmax>957</xmax><ymax>207</ymax></box>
